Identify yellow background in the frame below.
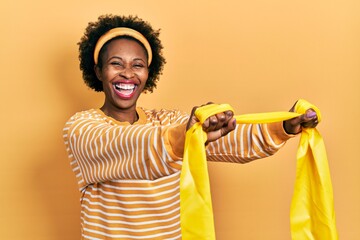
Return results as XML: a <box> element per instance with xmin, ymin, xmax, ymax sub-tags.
<box><xmin>1</xmin><ymin>0</ymin><xmax>359</xmax><ymax>239</ymax></box>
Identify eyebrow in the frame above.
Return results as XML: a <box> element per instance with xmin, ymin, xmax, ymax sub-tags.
<box><xmin>107</xmin><ymin>56</ymin><xmax>146</xmax><ymax>63</ymax></box>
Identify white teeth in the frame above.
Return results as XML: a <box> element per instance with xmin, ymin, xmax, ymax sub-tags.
<box><xmin>115</xmin><ymin>83</ymin><xmax>135</xmax><ymax>90</ymax></box>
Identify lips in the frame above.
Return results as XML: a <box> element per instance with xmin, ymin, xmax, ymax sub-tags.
<box><xmin>113</xmin><ymin>82</ymin><xmax>137</xmax><ymax>99</ymax></box>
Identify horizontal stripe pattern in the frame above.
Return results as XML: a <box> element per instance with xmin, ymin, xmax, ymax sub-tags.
<box><xmin>63</xmin><ymin>107</ymin><xmax>287</xmax><ymax>239</ymax></box>
<box><xmin>206</xmin><ymin>123</ymin><xmax>285</xmax><ymax>163</ymax></box>
<box><xmin>81</xmin><ymin>173</ymin><xmax>181</xmax><ymax>239</ymax></box>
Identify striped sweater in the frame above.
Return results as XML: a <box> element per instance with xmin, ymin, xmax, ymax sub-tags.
<box><xmin>63</xmin><ymin>107</ymin><xmax>292</xmax><ymax>239</ymax></box>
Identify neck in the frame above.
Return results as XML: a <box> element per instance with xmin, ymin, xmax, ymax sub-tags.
<box><xmin>100</xmin><ymin>105</ymin><xmax>139</xmax><ymax>124</ymax></box>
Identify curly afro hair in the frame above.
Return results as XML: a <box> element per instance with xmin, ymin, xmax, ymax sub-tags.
<box><xmin>78</xmin><ymin>14</ymin><xmax>166</xmax><ymax>93</ymax></box>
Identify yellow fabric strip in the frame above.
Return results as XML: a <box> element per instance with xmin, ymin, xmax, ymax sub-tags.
<box><xmin>290</xmin><ymin>101</ymin><xmax>338</xmax><ymax>240</ymax></box>
<box><xmin>180</xmin><ymin>99</ymin><xmax>338</xmax><ymax>240</ymax></box>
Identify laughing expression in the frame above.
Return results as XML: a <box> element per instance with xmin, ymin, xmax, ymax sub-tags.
<box><xmin>95</xmin><ymin>38</ymin><xmax>149</xmax><ymax>115</ymax></box>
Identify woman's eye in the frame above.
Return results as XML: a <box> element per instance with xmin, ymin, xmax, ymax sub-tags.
<box><xmin>133</xmin><ymin>64</ymin><xmax>144</xmax><ymax>69</ymax></box>
<box><xmin>110</xmin><ymin>62</ymin><xmax>123</xmax><ymax>66</ymax></box>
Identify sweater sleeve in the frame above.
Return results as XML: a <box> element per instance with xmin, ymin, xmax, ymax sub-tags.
<box><xmin>206</xmin><ymin>122</ymin><xmax>295</xmax><ymax>163</ymax></box>
<box><xmin>63</xmin><ymin>110</ymin><xmax>185</xmax><ymax>189</ymax></box>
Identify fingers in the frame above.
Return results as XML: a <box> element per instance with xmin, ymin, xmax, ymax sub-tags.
<box><xmin>202</xmin><ymin>110</ymin><xmax>234</xmax><ymax>132</ymax></box>
<box><xmin>203</xmin><ymin>110</ymin><xmax>235</xmax><ymax>144</ymax></box>
<box><xmin>203</xmin><ymin>112</ymin><xmax>225</xmax><ymax>132</ymax></box>
<box><xmin>284</xmin><ymin>108</ymin><xmax>319</xmax><ymax>134</ymax></box>
<box><xmin>187</xmin><ymin>102</ymin><xmax>236</xmax><ymax>144</ymax></box>
<box><xmin>300</xmin><ymin>109</ymin><xmax>318</xmax><ymax>128</ymax></box>
<box><xmin>205</xmin><ymin>117</ymin><xmax>236</xmax><ymax>145</ymax></box>
<box><xmin>220</xmin><ymin>117</ymin><xmax>236</xmax><ymax>136</ymax></box>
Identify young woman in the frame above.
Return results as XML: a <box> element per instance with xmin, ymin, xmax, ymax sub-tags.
<box><xmin>63</xmin><ymin>14</ymin><xmax>318</xmax><ymax>239</ymax></box>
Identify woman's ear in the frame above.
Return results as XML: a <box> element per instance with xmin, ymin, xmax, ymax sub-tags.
<box><xmin>94</xmin><ymin>65</ymin><xmax>102</xmax><ymax>81</ymax></box>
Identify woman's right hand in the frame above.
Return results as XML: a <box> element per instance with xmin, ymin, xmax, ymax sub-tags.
<box><xmin>186</xmin><ymin>103</ymin><xmax>237</xmax><ymax>144</ymax></box>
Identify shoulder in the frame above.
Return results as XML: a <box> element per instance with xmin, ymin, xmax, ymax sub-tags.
<box><xmin>66</xmin><ymin>109</ymin><xmax>102</xmax><ymax>122</ymax></box>
<box><xmin>140</xmin><ymin>107</ymin><xmax>189</xmax><ymax>125</ymax></box>
<box><xmin>63</xmin><ymin>109</ymin><xmax>110</xmax><ymax>131</ymax></box>
<box><xmin>63</xmin><ymin>109</ymin><xmax>102</xmax><ymax>141</ymax></box>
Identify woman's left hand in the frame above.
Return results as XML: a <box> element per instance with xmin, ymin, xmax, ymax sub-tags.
<box><xmin>283</xmin><ymin>103</ymin><xmax>319</xmax><ymax>134</ymax></box>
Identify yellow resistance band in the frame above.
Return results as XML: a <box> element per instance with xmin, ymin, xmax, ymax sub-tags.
<box><xmin>180</xmin><ymin>99</ymin><xmax>338</xmax><ymax>240</ymax></box>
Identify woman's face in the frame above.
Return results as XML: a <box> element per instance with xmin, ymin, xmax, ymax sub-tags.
<box><xmin>95</xmin><ymin>38</ymin><xmax>149</xmax><ymax>113</ymax></box>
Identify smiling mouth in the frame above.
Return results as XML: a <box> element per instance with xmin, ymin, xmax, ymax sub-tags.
<box><xmin>113</xmin><ymin>83</ymin><xmax>137</xmax><ymax>98</ymax></box>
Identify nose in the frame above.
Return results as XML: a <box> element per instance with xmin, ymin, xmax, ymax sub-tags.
<box><xmin>119</xmin><ymin>67</ymin><xmax>135</xmax><ymax>79</ymax></box>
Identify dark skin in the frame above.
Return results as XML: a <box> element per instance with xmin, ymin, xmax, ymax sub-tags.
<box><xmin>95</xmin><ymin>39</ymin><xmax>149</xmax><ymax>123</ymax></box>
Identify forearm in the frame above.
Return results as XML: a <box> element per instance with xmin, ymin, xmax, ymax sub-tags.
<box><xmin>206</xmin><ymin>121</ymin><xmax>295</xmax><ymax>163</ymax></box>
<box><xmin>64</xmin><ymin>117</ymin><xmax>183</xmax><ymax>186</ymax></box>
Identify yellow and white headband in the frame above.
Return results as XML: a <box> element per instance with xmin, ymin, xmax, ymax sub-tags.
<box><xmin>93</xmin><ymin>27</ymin><xmax>153</xmax><ymax>66</ymax></box>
